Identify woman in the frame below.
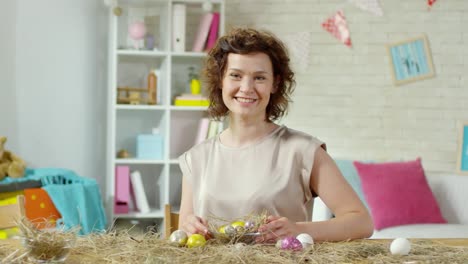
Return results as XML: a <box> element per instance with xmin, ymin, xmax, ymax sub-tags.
<box><xmin>178</xmin><ymin>28</ymin><xmax>373</xmax><ymax>242</ymax></box>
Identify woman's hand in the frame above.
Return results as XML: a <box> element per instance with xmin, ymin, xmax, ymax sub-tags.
<box><xmin>180</xmin><ymin>214</ymin><xmax>210</xmax><ymax>238</ymax></box>
<box><xmin>255</xmin><ymin>216</ymin><xmax>301</xmax><ymax>243</ymax></box>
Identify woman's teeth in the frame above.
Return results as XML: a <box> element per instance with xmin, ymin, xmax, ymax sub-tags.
<box><xmin>236</xmin><ymin>97</ymin><xmax>256</xmax><ymax>103</ymax></box>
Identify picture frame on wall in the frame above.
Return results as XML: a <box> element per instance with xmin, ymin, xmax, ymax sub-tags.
<box><xmin>386</xmin><ymin>35</ymin><xmax>435</xmax><ymax>85</ymax></box>
<box><xmin>456</xmin><ymin>121</ymin><xmax>468</xmax><ymax>175</ymax></box>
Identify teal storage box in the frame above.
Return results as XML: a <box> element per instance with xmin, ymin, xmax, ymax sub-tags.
<box><xmin>137</xmin><ymin>134</ymin><xmax>163</xmax><ymax>159</ymax></box>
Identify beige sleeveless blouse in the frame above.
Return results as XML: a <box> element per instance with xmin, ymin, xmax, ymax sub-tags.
<box><xmin>179</xmin><ymin>125</ymin><xmax>326</xmax><ymax>222</ymax></box>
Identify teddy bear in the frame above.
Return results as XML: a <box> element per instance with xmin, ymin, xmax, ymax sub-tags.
<box><xmin>0</xmin><ymin>136</ymin><xmax>26</xmax><ymax>181</ymax></box>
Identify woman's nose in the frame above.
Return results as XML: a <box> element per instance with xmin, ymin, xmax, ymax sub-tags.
<box><xmin>239</xmin><ymin>77</ymin><xmax>254</xmax><ymax>93</ymax></box>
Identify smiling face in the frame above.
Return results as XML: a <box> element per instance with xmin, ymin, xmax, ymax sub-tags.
<box><xmin>221</xmin><ymin>52</ymin><xmax>276</xmax><ymax>121</ymax></box>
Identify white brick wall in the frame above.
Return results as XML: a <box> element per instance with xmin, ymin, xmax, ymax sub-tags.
<box><xmin>225</xmin><ymin>0</ymin><xmax>468</xmax><ymax>174</ymax></box>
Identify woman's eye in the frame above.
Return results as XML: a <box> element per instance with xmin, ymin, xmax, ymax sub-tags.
<box><xmin>255</xmin><ymin>76</ymin><xmax>266</xmax><ymax>81</ymax></box>
<box><xmin>230</xmin><ymin>73</ymin><xmax>241</xmax><ymax>78</ymax></box>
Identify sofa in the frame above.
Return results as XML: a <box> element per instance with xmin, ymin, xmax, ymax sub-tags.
<box><xmin>312</xmin><ymin>160</ymin><xmax>468</xmax><ymax>239</ymax></box>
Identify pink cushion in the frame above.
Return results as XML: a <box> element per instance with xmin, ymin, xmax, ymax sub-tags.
<box><xmin>353</xmin><ymin>158</ymin><xmax>446</xmax><ymax>230</ymax></box>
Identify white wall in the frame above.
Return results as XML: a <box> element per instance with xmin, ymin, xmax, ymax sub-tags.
<box><xmin>226</xmin><ymin>0</ymin><xmax>468</xmax><ymax>173</ymax></box>
<box><xmin>1</xmin><ymin>0</ymin><xmax>466</xmax><ymax>194</ymax></box>
<box><xmin>0</xmin><ymin>1</ymin><xmax>18</xmax><ymax>149</ymax></box>
<box><xmin>1</xmin><ymin>0</ymin><xmax>109</xmax><ymax>189</ymax></box>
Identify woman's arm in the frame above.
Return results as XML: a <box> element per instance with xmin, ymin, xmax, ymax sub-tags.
<box><xmin>258</xmin><ymin>147</ymin><xmax>373</xmax><ymax>242</ymax></box>
<box><xmin>299</xmin><ymin>147</ymin><xmax>373</xmax><ymax>241</ymax></box>
<box><xmin>178</xmin><ymin>176</ymin><xmax>209</xmax><ymax>236</ymax></box>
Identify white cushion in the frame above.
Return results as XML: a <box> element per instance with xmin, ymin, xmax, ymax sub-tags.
<box><xmin>426</xmin><ymin>174</ymin><xmax>468</xmax><ymax>224</ymax></box>
<box><xmin>370</xmin><ymin>224</ymin><xmax>468</xmax><ymax>239</ymax></box>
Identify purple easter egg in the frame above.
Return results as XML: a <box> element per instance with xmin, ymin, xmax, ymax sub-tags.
<box><xmin>281</xmin><ymin>236</ymin><xmax>303</xmax><ymax>251</ymax></box>
<box><xmin>244</xmin><ymin>221</ymin><xmax>255</xmax><ymax>230</ymax></box>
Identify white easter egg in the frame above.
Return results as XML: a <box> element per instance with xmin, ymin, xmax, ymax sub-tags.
<box><xmin>296</xmin><ymin>233</ymin><xmax>314</xmax><ymax>248</ymax></box>
<box><xmin>390</xmin><ymin>238</ymin><xmax>411</xmax><ymax>255</ymax></box>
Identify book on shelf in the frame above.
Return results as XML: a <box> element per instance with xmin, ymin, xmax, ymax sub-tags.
<box><xmin>130</xmin><ymin>170</ymin><xmax>150</xmax><ymax>213</ymax></box>
<box><xmin>194</xmin><ymin>119</ymin><xmax>224</xmax><ymax>145</ymax></box>
<box><xmin>172</xmin><ymin>4</ymin><xmax>186</xmax><ymax>52</ymax></box>
<box><xmin>114</xmin><ymin>166</ymin><xmax>130</xmax><ymax>214</ymax></box>
<box><xmin>192</xmin><ymin>12</ymin><xmax>214</xmax><ymax>52</ymax></box>
<box><xmin>154</xmin><ymin>69</ymin><xmax>162</xmax><ymax>104</ymax></box>
<box><xmin>174</xmin><ymin>93</ymin><xmax>209</xmax><ymax>106</ymax></box>
<box><xmin>205</xmin><ymin>12</ymin><xmax>220</xmax><ymax>51</ymax></box>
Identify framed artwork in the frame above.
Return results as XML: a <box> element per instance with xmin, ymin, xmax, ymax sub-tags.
<box><xmin>387</xmin><ymin>35</ymin><xmax>435</xmax><ymax>85</ymax></box>
<box><xmin>456</xmin><ymin>121</ymin><xmax>468</xmax><ymax>175</ymax></box>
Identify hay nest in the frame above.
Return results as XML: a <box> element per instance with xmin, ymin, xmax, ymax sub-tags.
<box><xmin>1</xmin><ymin>229</ymin><xmax>468</xmax><ymax>263</ymax></box>
<box><xmin>206</xmin><ymin>211</ymin><xmax>268</xmax><ymax>244</ymax></box>
<box><xmin>3</xmin><ymin>218</ymin><xmax>79</xmax><ymax>263</ymax></box>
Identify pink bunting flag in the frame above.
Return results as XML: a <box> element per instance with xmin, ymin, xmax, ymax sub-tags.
<box><xmin>322</xmin><ymin>10</ymin><xmax>352</xmax><ymax>47</ymax></box>
<box><xmin>347</xmin><ymin>0</ymin><xmax>383</xmax><ymax>16</ymax></box>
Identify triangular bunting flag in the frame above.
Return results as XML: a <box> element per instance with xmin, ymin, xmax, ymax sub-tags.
<box><xmin>283</xmin><ymin>32</ymin><xmax>313</xmax><ymax>71</ymax></box>
<box><xmin>347</xmin><ymin>0</ymin><xmax>383</xmax><ymax>16</ymax></box>
<box><xmin>322</xmin><ymin>10</ymin><xmax>352</xmax><ymax>47</ymax></box>
<box><xmin>428</xmin><ymin>0</ymin><xmax>437</xmax><ymax>9</ymax></box>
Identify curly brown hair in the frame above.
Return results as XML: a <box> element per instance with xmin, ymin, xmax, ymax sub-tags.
<box><xmin>204</xmin><ymin>27</ymin><xmax>295</xmax><ymax>122</ymax></box>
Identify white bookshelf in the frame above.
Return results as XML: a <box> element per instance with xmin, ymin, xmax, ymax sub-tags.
<box><xmin>106</xmin><ymin>0</ymin><xmax>225</xmax><ymax>223</ymax></box>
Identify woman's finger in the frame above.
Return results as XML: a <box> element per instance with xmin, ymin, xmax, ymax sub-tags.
<box><xmin>260</xmin><ymin>218</ymin><xmax>284</xmax><ymax>232</ymax></box>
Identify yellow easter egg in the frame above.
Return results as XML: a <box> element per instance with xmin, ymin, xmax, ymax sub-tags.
<box><xmin>218</xmin><ymin>225</ymin><xmax>226</xmax><ymax>234</ymax></box>
<box><xmin>230</xmin><ymin>221</ymin><xmax>245</xmax><ymax>228</ymax></box>
<box><xmin>186</xmin><ymin>234</ymin><xmax>206</xmax><ymax>248</ymax></box>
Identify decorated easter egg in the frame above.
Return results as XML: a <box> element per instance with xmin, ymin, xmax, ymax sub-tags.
<box><xmin>390</xmin><ymin>238</ymin><xmax>411</xmax><ymax>255</ymax></box>
<box><xmin>296</xmin><ymin>233</ymin><xmax>314</xmax><ymax>248</ymax></box>
<box><xmin>244</xmin><ymin>221</ymin><xmax>255</xmax><ymax>230</ymax></box>
<box><xmin>281</xmin><ymin>236</ymin><xmax>303</xmax><ymax>251</ymax></box>
<box><xmin>230</xmin><ymin>221</ymin><xmax>244</xmax><ymax>233</ymax></box>
<box><xmin>218</xmin><ymin>225</ymin><xmax>226</xmax><ymax>234</ymax></box>
<box><xmin>224</xmin><ymin>225</ymin><xmax>236</xmax><ymax>236</ymax></box>
<box><xmin>186</xmin><ymin>234</ymin><xmax>206</xmax><ymax>248</ymax></box>
<box><xmin>231</xmin><ymin>221</ymin><xmax>245</xmax><ymax>228</ymax></box>
<box><xmin>169</xmin><ymin>230</ymin><xmax>188</xmax><ymax>247</ymax></box>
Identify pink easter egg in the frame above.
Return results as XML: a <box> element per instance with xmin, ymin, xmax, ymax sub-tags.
<box><xmin>281</xmin><ymin>236</ymin><xmax>303</xmax><ymax>251</ymax></box>
<box><xmin>128</xmin><ymin>21</ymin><xmax>146</xmax><ymax>40</ymax></box>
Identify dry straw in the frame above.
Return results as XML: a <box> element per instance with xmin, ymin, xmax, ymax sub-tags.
<box><xmin>207</xmin><ymin>211</ymin><xmax>269</xmax><ymax>244</ymax></box>
<box><xmin>3</xmin><ymin>218</ymin><xmax>79</xmax><ymax>263</ymax></box>
<box><xmin>1</xmin><ymin>228</ymin><xmax>468</xmax><ymax>263</ymax></box>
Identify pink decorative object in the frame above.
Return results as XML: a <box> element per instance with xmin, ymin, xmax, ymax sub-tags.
<box><xmin>114</xmin><ymin>166</ymin><xmax>130</xmax><ymax>214</ymax></box>
<box><xmin>128</xmin><ymin>21</ymin><xmax>147</xmax><ymax>49</ymax></box>
<box><xmin>281</xmin><ymin>236</ymin><xmax>302</xmax><ymax>251</ymax></box>
<box><xmin>354</xmin><ymin>158</ymin><xmax>447</xmax><ymax>230</ymax></box>
<box><xmin>322</xmin><ymin>10</ymin><xmax>352</xmax><ymax>47</ymax></box>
